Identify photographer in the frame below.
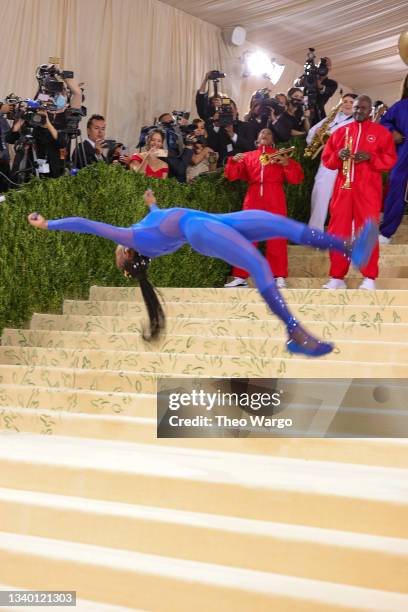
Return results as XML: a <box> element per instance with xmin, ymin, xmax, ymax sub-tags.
<box><xmin>206</xmin><ymin>99</ymin><xmax>255</xmax><ymax>166</ymax></box>
<box><xmin>244</xmin><ymin>90</ymin><xmax>288</xmax><ymax>141</ymax></box>
<box><xmin>6</xmin><ymin>69</ymin><xmax>83</xmax><ymax>180</ymax></box>
<box><xmin>72</xmin><ymin>114</ymin><xmax>107</xmax><ymax>168</ymax></box>
<box><xmin>196</xmin><ymin>71</ymin><xmax>224</xmax><ymax>122</ymax></box>
<box><xmin>0</xmin><ymin>105</ymin><xmax>11</xmax><ymax>191</ymax></box>
<box><xmin>153</xmin><ymin>113</ymin><xmax>193</xmax><ymax>182</ymax></box>
<box><xmin>296</xmin><ymin>52</ymin><xmax>337</xmax><ymax>126</ymax></box>
<box><xmin>272</xmin><ymin>88</ymin><xmax>311</xmax><ymax>143</ymax></box>
<box><xmin>6</xmin><ymin>108</ymin><xmax>65</xmax><ymax>180</ymax></box>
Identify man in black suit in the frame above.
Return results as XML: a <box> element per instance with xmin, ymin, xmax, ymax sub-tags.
<box><xmin>206</xmin><ymin>100</ymin><xmax>256</xmax><ymax>166</ymax></box>
<box><xmin>72</xmin><ymin>114</ymin><xmax>107</xmax><ymax>168</ymax></box>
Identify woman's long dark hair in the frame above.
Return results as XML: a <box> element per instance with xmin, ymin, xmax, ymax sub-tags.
<box><xmin>122</xmin><ymin>251</ymin><xmax>165</xmax><ymax>340</ymax></box>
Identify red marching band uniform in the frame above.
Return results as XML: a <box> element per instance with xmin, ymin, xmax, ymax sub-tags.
<box><xmin>224</xmin><ymin>146</ymin><xmax>304</xmax><ymax>279</ymax></box>
<box><xmin>322</xmin><ymin>120</ymin><xmax>397</xmax><ymax>280</ymax></box>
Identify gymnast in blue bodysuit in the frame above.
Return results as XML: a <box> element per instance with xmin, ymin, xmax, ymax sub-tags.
<box><xmin>28</xmin><ymin>188</ymin><xmax>378</xmax><ymax>357</ymax></box>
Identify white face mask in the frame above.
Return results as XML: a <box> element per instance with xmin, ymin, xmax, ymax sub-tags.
<box><xmin>53</xmin><ymin>95</ymin><xmax>66</xmax><ymax>109</ymax></box>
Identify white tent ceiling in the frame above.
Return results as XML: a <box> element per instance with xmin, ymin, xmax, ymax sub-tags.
<box><xmin>162</xmin><ymin>0</ymin><xmax>408</xmax><ymax>103</ymax></box>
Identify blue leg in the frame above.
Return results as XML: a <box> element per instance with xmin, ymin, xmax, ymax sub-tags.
<box><xmin>217</xmin><ymin>210</ymin><xmax>377</xmax><ymax>269</ymax></box>
<box><xmin>380</xmin><ymin>172</ymin><xmax>407</xmax><ymax>238</ymax></box>
<box><xmin>181</xmin><ymin>215</ymin><xmax>333</xmax><ymax>358</ymax></box>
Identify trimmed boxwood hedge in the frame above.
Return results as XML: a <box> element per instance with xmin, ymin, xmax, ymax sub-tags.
<box><xmin>0</xmin><ymin>138</ymin><xmax>318</xmax><ymax>332</ymax></box>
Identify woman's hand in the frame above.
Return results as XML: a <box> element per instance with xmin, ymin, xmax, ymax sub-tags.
<box><xmin>143</xmin><ymin>189</ymin><xmax>157</xmax><ymax>208</ymax></box>
<box><xmin>28</xmin><ymin>213</ymin><xmax>48</xmax><ymax>229</ymax></box>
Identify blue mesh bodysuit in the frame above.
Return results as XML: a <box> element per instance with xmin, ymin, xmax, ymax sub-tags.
<box><xmin>47</xmin><ymin>203</ymin><xmax>377</xmax><ymax>357</ymax></box>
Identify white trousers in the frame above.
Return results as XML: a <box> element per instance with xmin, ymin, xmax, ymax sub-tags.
<box><xmin>308</xmin><ymin>164</ymin><xmax>338</xmax><ymax>230</ymax></box>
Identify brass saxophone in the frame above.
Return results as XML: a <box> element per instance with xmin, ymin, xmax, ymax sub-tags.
<box><xmin>304</xmin><ymin>99</ymin><xmax>343</xmax><ymax>159</ymax></box>
<box><xmin>341</xmin><ymin>127</ymin><xmax>353</xmax><ymax>190</ymax></box>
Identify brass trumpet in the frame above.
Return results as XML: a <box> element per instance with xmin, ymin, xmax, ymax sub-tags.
<box><xmin>259</xmin><ymin>146</ymin><xmax>295</xmax><ymax>165</ymax></box>
<box><xmin>341</xmin><ymin>127</ymin><xmax>353</xmax><ymax>190</ymax></box>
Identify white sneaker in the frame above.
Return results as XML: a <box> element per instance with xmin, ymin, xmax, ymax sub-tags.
<box><xmin>359</xmin><ymin>277</ymin><xmax>376</xmax><ymax>290</ymax></box>
<box><xmin>323</xmin><ymin>278</ymin><xmax>347</xmax><ymax>290</ymax></box>
<box><xmin>224</xmin><ymin>276</ymin><xmax>248</xmax><ymax>288</ymax></box>
<box><xmin>379</xmin><ymin>234</ymin><xmax>391</xmax><ymax>245</ymax></box>
<box><xmin>275</xmin><ymin>277</ymin><xmax>286</xmax><ymax>289</ymax></box>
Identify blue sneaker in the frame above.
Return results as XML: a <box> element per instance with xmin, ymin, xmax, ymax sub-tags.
<box><xmin>351</xmin><ymin>220</ymin><xmax>378</xmax><ymax>269</ymax></box>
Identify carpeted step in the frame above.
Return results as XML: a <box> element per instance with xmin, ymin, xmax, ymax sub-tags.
<box><xmin>0</xmin><ymin>488</ymin><xmax>407</xmax><ymax>593</ymax></box>
<box><xmin>0</xmin><ymin>434</ymin><xmax>407</xmax><ymax>538</ymax></box>
<box><xmin>1</xmin><ymin>531</ymin><xmax>407</xmax><ymax>611</ymax></box>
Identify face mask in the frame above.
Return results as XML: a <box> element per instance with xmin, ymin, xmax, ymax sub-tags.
<box><xmin>54</xmin><ymin>95</ymin><xmax>66</xmax><ymax>109</ymax></box>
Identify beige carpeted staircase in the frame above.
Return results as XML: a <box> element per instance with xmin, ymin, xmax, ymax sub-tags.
<box><xmin>0</xmin><ymin>219</ymin><xmax>407</xmax><ymax>611</ymax></box>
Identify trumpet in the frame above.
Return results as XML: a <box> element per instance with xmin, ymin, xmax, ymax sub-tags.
<box><xmin>259</xmin><ymin>146</ymin><xmax>295</xmax><ymax>165</ymax></box>
<box><xmin>341</xmin><ymin>127</ymin><xmax>353</xmax><ymax>190</ymax></box>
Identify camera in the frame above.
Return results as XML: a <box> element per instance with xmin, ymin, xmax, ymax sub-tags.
<box><xmin>298</xmin><ymin>48</ymin><xmax>329</xmax><ymax>108</ymax></box>
<box><xmin>62</xmin><ymin>107</ymin><xmax>86</xmax><ymax>136</ymax></box>
<box><xmin>172</xmin><ymin>110</ymin><xmax>190</xmax><ymax>123</ymax></box>
<box><xmin>207</xmin><ymin>70</ymin><xmax>226</xmax><ymax>81</ymax></box>
<box><xmin>252</xmin><ymin>89</ymin><xmax>283</xmax><ymax>119</ymax></box>
<box><xmin>213</xmin><ymin>97</ymin><xmax>234</xmax><ymax>127</ymax></box>
<box><xmin>259</xmin><ymin>97</ymin><xmax>284</xmax><ymax>118</ymax></box>
<box><xmin>36</xmin><ymin>64</ymin><xmax>74</xmax><ymax>95</ymax></box>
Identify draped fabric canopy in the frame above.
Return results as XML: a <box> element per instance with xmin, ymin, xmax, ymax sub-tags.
<box><xmin>2</xmin><ymin>0</ymin><xmax>402</xmax><ymax>149</ymax></box>
<box><xmin>0</xmin><ymin>0</ymin><xmax>227</xmax><ymax>146</ymax></box>
<box><xmin>163</xmin><ymin>0</ymin><xmax>408</xmax><ymax>104</ymax></box>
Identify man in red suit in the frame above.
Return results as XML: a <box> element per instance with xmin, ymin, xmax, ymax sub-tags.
<box><xmin>224</xmin><ymin>128</ymin><xmax>304</xmax><ymax>288</ymax></box>
<box><xmin>322</xmin><ymin>95</ymin><xmax>397</xmax><ymax>290</ymax></box>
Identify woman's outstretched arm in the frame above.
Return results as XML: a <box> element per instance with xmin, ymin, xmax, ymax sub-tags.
<box><xmin>27</xmin><ymin>213</ymin><xmax>135</xmax><ymax>248</ymax></box>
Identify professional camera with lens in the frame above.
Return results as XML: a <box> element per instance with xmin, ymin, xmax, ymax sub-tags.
<box><xmin>172</xmin><ymin>110</ymin><xmax>190</xmax><ymax>123</ymax></box>
<box><xmin>62</xmin><ymin>107</ymin><xmax>86</xmax><ymax>136</ymax></box>
<box><xmin>213</xmin><ymin>97</ymin><xmax>234</xmax><ymax>127</ymax></box>
<box><xmin>259</xmin><ymin>97</ymin><xmax>284</xmax><ymax>118</ymax></box>
<box><xmin>182</xmin><ymin>127</ymin><xmax>207</xmax><ymax>147</ymax></box>
<box><xmin>36</xmin><ymin>64</ymin><xmax>74</xmax><ymax>95</ymax></box>
<box><xmin>207</xmin><ymin>70</ymin><xmax>226</xmax><ymax>81</ymax></box>
<box><xmin>252</xmin><ymin>89</ymin><xmax>283</xmax><ymax>119</ymax></box>
<box><xmin>298</xmin><ymin>48</ymin><xmax>329</xmax><ymax>108</ymax></box>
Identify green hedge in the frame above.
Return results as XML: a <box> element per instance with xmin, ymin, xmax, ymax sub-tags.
<box><xmin>0</xmin><ymin>139</ymin><xmax>317</xmax><ymax>333</ymax></box>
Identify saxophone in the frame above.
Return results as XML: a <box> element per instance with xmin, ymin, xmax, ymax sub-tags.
<box><xmin>341</xmin><ymin>127</ymin><xmax>353</xmax><ymax>190</ymax></box>
<box><xmin>304</xmin><ymin>99</ymin><xmax>343</xmax><ymax>159</ymax></box>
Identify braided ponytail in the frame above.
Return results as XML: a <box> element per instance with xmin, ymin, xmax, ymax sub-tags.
<box><xmin>122</xmin><ymin>252</ymin><xmax>165</xmax><ymax>340</ymax></box>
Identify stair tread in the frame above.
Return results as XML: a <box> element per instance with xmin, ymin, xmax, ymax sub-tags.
<box><xmin>1</xmin><ymin>486</ymin><xmax>407</xmax><ymax>553</ymax></box>
<box><xmin>0</xmin><ymin>531</ymin><xmax>408</xmax><ymax>608</ymax></box>
<box><xmin>0</xmin><ymin>433</ymin><xmax>407</xmax><ymax>502</ymax></box>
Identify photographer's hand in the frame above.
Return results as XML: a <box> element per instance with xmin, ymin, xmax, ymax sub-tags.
<box><xmin>64</xmin><ymin>76</ymin><xmax>82</xmax><ymax>109</ymax></box>
<box><xmin>12</xmin><ymin>118</ymin><xmax>25</xmax><ymax>132</ymax></box>
<box><xmin>38</xmin><ymin>110</ymin><xmax>58</xmax><ymax>140</ymax></box>
<box><xmin>225</xmin><ymin>124</ymin><xmax>236</xmax><ymax>140</ymax></box>
<box><xmin>28</xmin><ymin>213</ymin><xmax>48</xmax><ymax>230</ymax></box>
